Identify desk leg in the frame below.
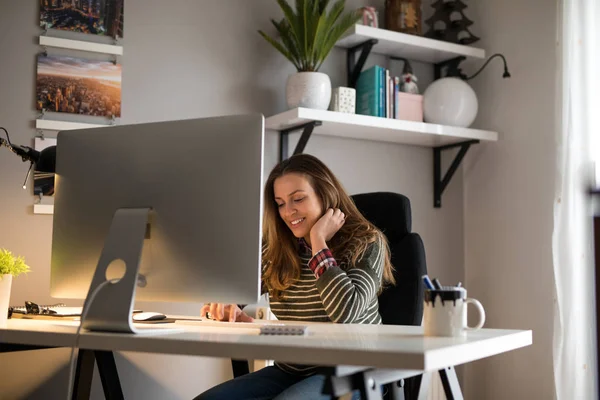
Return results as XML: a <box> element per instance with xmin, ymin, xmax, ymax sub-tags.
<box><xmin>95</xmin><ymin>351</ymin><xmax>124</xmax><ymax>400</ymax></box>
<box><xmin>416</xmin><ymin>372</ymin><xmax>432</xmax><ymax>400</ymax></box>
<box><xmin>72</xmin><ymin>349</ymin><xmax>95</xmax><ymax>400</ymax></box>
<box><xmin>438</xmin><ymin>366</ymin><xmax>463</xmax><ymax>400</ymax></box>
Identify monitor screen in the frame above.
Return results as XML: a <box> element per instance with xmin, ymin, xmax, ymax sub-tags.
<box><xmin>50</xmin><ymin>114</ymin><xmax>264</xmax><ymax>307</ymax></box>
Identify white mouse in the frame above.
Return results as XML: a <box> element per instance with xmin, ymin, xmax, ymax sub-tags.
<box><xmin>133</xmin><ymin>312</ymin><xmax>167</xmax><ymax>321</ymax></box>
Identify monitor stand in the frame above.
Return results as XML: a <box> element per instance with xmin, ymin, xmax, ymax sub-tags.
<box><xmin>81</xmin><ymin>208</ymin><xmax>181</xmax><ymax>334</ymax></box>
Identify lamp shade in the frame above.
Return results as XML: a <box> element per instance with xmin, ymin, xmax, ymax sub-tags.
<box><xmin>423</xmin><ymin>77</ymin><xmax>478</xmax><ymax>128</ymax></box>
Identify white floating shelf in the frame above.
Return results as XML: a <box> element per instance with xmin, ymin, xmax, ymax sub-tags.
<box><xmin>266</xmin><ymin>108</ymin><xmax>498</xmax><ymax>148</ymax></box>
<box><xmin>40</xmin><ymin>36</ymin><xmax>123</xmax><ymax>56</ymax></box>
<box><xmin>33</xmin><ymin>204</ymin><xmax>54</xmax><ymax>215</ymax></box>
<box><xmin>36</xmin><ymin>119</ymin><xmax>109</xmax><ymax>132</ymax></box>
<box><xmin>336</xmin><ymin>25</ymin><xmax>485</xmax><ymax>63</ymax></box>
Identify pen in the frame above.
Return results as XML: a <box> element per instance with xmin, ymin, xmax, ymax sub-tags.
<box><xmin>432</xmin><ymin>278</ymin><xmax>443</xmax><ymax>290</ymax></box>
<box><xmin>422</xmin><ymin>275</ymin><xmax>435</xmax><ymax>290</ymax></box>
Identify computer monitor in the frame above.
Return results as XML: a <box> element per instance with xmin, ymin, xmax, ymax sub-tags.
<box><xmin>50</xmin><ymin>114</ymin><xmax>264</xmax><ymax>332</ymax></box>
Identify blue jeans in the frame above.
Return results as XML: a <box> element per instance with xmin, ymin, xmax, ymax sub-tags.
<box><xmin>194</xmin><ymin>366</ymin><xmax>360</xmax><ymax>400</ymax></box>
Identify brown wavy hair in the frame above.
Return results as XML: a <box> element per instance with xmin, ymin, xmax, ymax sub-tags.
<box><xmin>262</xmin><ymin>154</ymin><xmax>395</xmax><ymax>299</ymax></box>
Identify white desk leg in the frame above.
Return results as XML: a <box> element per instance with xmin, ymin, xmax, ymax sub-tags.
<box><xmin>417</xmin><ymin>372</ymin><xmax>432</xmax><ymax>400</ymax></box>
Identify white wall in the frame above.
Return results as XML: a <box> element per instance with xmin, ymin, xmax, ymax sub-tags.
<box><xmin>462</xmin><ymin>0</ymin><xmax>558</xmax><ymax>399</ymax></box>
<box><xmin>0</xmin><ymin>1</ymin><xmax>467</xmax><ymax>399</ymax></box>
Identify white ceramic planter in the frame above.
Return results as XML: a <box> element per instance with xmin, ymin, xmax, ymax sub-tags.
<box><xmin>0</xmin><ymin>274</ymin><xmax>13</xmax><ymax>327</ymax></box>
<box><xmin>286</xmin><ymin>72</ymin><xmax>332</xmax><ymax>110</ymax></box>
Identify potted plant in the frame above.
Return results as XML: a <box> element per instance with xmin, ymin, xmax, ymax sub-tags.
<box><xmin>259</xmin><ymin>0</ymin><xmax>361</xmax><ymax>110</ymax></box>
<box><xmin>0</xmin><ymin>249</ymin><xmax>30</xmax><ymax>325</ymax></box>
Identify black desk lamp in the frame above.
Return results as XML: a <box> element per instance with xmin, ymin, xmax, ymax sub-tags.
<box><xmin>0</xmin><ymin>127</ymin><xmax>56</xmax><ymax>190</ymax></box>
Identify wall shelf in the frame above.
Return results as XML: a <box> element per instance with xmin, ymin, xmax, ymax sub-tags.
<box><xmin>33</xmin><ymin>204</ymin><xmax>54</xmax><ymax>215</ymax></box>
<box><xmin>36</xmin><ymin>119</ymin><xmax>108</xmax><ymax>132</ymax></box>
<box><xmin>267</xmin><ymin>108</ymin><xmax>498</xmax><ymax>208</ymax></box>
<box><xmin>266</xmin><ymin>108</ymin><xmax>497</xmax><ymax>147</ymax></box>
<box><xmin>336</xmin><ymin>24</ymin><xmax>485</xmax><ymax>64</ymax></box>
<box><xmin>39</xmin><ymin>36</ymin><xmax>123</xmax><ymax>56</ymax></box>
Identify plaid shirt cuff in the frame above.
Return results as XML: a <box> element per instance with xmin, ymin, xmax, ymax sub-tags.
<box><xmin>308</xmin><ymin>248</ymin><xmax>338</xmax><ymax>278</ymax></box>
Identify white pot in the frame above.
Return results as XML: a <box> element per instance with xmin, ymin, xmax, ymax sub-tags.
<box><xmin>423</xmin><ymin>77</ymin><xmax>479</xmax><ymax>128</ymax></box>
<box><xmin>0</xmin><ymin>274</ymin><xmax>13</xmax><ymax>327</ymax></box>
<box><xmin>286</xmin><ymin>72</ymin><xmax>332</xmax><ymax>110</ymax></box>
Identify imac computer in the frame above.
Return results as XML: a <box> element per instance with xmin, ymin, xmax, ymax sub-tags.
<box><xmin>50</xmin><ymin>114</ymin><xmax>265</xmax><ymax>333</ymax></box>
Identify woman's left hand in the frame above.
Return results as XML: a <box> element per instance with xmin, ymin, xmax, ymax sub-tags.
<box><xmin>310</xmin><ymin>208</ymin><xmax>346</xmax><ymax>244</ymax></box>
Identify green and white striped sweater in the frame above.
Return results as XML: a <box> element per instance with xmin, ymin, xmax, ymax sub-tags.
<box><xmin>267</xmin><ymin>235</ymin><xmax>385</xmax><ymax>376</ymax></box>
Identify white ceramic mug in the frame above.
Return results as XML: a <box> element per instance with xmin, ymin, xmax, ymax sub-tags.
<box><xmin>423</xmin><ymin>288</ymin><xmax>485</xmax><ymax>337</ymax></box>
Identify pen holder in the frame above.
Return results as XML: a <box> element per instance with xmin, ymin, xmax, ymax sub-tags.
<box><xmin>423</xmin><ymin>288</ymin><xmax>485</xmax><ymax>337</ymax></box>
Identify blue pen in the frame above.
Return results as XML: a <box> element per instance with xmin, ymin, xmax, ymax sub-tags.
<box><xmin>422</xmin><ymin>275</ymin><xmax>435</xmax><ymax>290</ymax></box>
<box><xmin>432</xmin><ymin>278</ymin><xmax>443</xmax><ymax>290</ymax></box>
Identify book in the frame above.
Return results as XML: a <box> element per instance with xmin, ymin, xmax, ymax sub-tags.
<box><xmin>355</xmin><ymin>65</ymin><xmax>383</xmax><ymax>117</ymax></box>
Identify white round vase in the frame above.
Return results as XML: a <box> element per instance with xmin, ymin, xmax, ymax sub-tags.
<box><xmin>286</xmin><ymin>72</ymin><xmax>332</xmax><ymax>110</ymax></box>
<box><xmin>423</xmin><ymin>77</ymin><xmax>479</xmax><ymax>128</ymax></box>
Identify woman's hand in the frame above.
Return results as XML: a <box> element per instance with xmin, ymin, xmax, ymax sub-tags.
<box><xmin>200</xmin><ymin>303</ymin><xmax>254</xmax><ymax>323</ymax></box>
<box><xmin>310</xmin><ymin>208</ymin><xmax>346</xmax><ymax>246</ymax></box>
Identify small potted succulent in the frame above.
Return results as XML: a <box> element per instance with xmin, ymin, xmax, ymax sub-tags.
<box><xmin>259</xmin><ymin>0</ymin><xmax>361</xmax><ymax>110</ymax></box>
<box><xmin>0</xmin><ymin>249</ymin><xmax>30</xmax><ymax>325</ymax></box>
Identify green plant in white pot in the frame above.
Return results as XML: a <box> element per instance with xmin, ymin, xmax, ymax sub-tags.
<box><xmin>259</xmin><ymin>0</ymin><xmax>361</xmax><ymax>110</ymax></box>
<box><xmin>0</xmin><ymin>249</ymin><xmax>30</xmax><ymax>325</ymax></box>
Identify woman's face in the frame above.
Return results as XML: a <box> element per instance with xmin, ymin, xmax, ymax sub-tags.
<box><xmin>273</xmin><ymin>173</ymin><xmax>323</xmax><ymax>243</ymax></box>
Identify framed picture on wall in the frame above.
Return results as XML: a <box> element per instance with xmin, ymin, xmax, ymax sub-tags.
<box><xmin>33</xmin><ymin>137</ymin><xmax>57</xmax><ymax>197</ymax></box>
<box><xmin>40</xmin><ymin>0</ymin><xmax>125</xmax><ymax>38</ymax></box>
<box><xmin>36</xmin><ymin>54</ymin><xmax>122</xmax><ymax>118</ymax></box>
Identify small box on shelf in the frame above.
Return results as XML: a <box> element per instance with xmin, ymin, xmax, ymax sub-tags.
<box><xmin>396</xmin><ymin>92</ymin><xmax>423</xmax><ymax>122</ymax></box>
<box><xmin>330</xmin><ymin>87</ymin><xmax>356</xmax><ymax>114</ymax></box>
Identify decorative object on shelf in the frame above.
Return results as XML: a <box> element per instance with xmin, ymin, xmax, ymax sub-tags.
<box><xmin>330</xmin><ymin>87</ymin><xmax>356</xmax><ymax>114</ymax></box>
<box><xmin>40</xmin><ymin>0</ymin><xmax>125</xmax><ymax>39</ymax></box>
<box><xmin>385</xmin><ymin>0</ymin><xmax>422</xmax><ymax>36</ymax></box>
<box><xmin>423</xmin><ymin>77</ymin><xmax>477</xmax><ymax>127</ymax></box>
<box><xmin>358</xmin><ymin>6</ymin><xmax>379</xmax><ymax>28</ymax></box>
<box><xmin>423</xmin><ymin>53</ymin><xmax>511</xmax><ymax>127</ymax></box>
<box><xmin>0</xmin><ymin>249</ymin><xmax>31</xmax><ymax>326</ymax></box>
<box><xmin>397</xmin><ymin>92</ymin><xmax>423</xmax><ymax>122</ymax></box>
<box><xmin>258</xmin><ymin>0</ymin><xmax>361</xmax><ymax>110</ymax></box>
<box><xmin>424</xmin><ymin>0</ymin><xmax>479</xmax><ymax>45</ymax></box>
<box><xmin>36</xmin><ymin>54</ymin><xmax>122</xmax><ymax>118</ymax></box>
<box><xmin>392</xmin><ymin>57</ymin><xmax>419</xmax><ymax>94</ymax></box>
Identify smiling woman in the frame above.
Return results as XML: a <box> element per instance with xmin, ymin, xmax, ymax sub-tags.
<box><xmin>196</xmin><ymin>154</ymin><xmax>396</xmax><ymax>400</ymax></box>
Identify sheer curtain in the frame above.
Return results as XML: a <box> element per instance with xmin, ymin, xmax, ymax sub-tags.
<box><xmin>553</xmin><ymin>0</ymin><xmax>600</xmax><ymax>399</ymax></box>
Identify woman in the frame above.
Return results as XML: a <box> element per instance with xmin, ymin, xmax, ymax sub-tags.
<box><xmin>196</xmin><ymin>154</ymin><xmax>395</xmax><ymax>400</ymax></box>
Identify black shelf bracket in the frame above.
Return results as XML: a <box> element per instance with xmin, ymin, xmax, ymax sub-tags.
<box><xmin>279</xmin><ymin>121</ymin><xmax>322</xmax><ymax>162</ymax></box>
<box><xmin>434</xmin><ymin>139</ymin><xmax>479</xmax><ymax>208</ymax></box>
<box><xmin>347</xmin><ymin>39</ymin><xmax>378</xmax><ymax>88</ymax></box>
<box><xmin>434</xmin><ymin>56</ymin><xmax>467</xmax><ymax>80</ymax></box>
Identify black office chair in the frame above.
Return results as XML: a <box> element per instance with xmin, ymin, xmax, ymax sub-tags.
<box><xmin>232</xmin><ymin>192</ymin><xmax>427</xmax><ymax>399</ymax></box>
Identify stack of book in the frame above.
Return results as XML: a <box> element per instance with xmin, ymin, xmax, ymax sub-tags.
<box><xmin>355</xmin><ymin>65</ymin><xmax>423</xmax><ymax>122</ymax></box>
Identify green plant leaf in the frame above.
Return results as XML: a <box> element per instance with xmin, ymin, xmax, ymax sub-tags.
<box><xmin>271</xmin><ymin>19</ymin><xmax>301</xmax><ymax>66</ymax></box>
<box><xmin>275</xmin><ymin>0</ymin><xmax>301</xmax><ymax>48</ymax></box>
<box><xmin>0</xmin><ymin>249</ymin><xmax>31</xmax><ymax>278</ymax></box>
<box><xmin>258</xmin><ymin>30</ymin><xmax>302</xmax><ymax>70</ymax></box>
<box><xmin>259</xmin><ymin>0</ymin><xmax>360</xmax><ymax>72</ymax></box>
<box><xmin>316</xmin><ymin>9</ymin><xmax>361</xmax><ymax>70</ymax></box>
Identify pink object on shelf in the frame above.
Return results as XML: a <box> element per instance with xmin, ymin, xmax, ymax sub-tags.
<box><xmin>397</xmin><ymin>92</ymin><xmax>423</xmax><ymax>122</ymax></box>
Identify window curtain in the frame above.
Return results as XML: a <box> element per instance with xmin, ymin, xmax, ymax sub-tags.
<box><xmin>552</xmin><ymin>0</ymin><xmax>600</xmax><ymax>399</ymax></box>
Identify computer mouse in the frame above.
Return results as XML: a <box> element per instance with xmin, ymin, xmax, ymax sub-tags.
<box><xmin>133</xmin><ymin>312</ymin><xmax>167</xmax><ymax>321</ymax></box>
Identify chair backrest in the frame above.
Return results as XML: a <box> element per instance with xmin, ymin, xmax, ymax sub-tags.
<box><xmin>351</xmin><ymin>192</ymin><xmax>427</xmax><ymax>326</ymax></box>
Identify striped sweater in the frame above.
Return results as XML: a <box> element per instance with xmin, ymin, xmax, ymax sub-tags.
<box><xmin>266</xmin><ymin>235</ymin><xmax>385</xmax><ymax>375</ymax></box>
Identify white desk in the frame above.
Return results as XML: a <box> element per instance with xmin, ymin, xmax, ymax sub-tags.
<box><xmin>0</xmin><ymin>318</ymin><xmax>532</xmax><ymax>399</ymax></box>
